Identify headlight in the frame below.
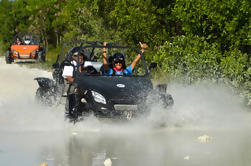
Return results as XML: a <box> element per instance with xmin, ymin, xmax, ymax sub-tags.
<box><xmin>13</xmin><ymin>50</ymin><xmax>19</xmax><ymax>55</ymax></box>
<box><xmin>91</xmin><ymin>91</ymin><xmax>106</xmax><ymax>104</ymax></box>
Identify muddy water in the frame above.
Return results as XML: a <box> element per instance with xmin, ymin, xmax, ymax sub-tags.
<box><xmin>0</xmin><ymin>58</ymin><xmax>251</xmax><ymax>166</ymax></box>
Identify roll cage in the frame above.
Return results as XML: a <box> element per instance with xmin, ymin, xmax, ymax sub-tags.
<box><xmin>12</xmin><ymin>33</ymin><xmax>40</xmax><ymax>45</ymax></box>
<box><xmin>54</xmin><ymin>40</ymin><xmax>150</xmax><ymax>77</ymax></box>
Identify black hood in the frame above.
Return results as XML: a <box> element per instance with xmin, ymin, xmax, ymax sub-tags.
<box><xmin>75</xmin><ymin>75</ymin><xmax>153</xmax><ymax>104</ymax></box>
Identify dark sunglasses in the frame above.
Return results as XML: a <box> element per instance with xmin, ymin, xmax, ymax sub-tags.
<box><xmin>114</xmin><ymin>60</ymin><xmax>123</xmax><ymax>64</ymax></box>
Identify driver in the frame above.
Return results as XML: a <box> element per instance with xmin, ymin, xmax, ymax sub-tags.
<box><xmin>62</xmin><ymin>47</ymin><xmax>86</xmax><ymax>119</ymax></box>
<box><xmin>16</xmin><ymin>37</ymin><xmax>22</xmax><ymax>45</ymax></box>
<box><xmin>62</xmin><ymin>47</ymin><xmax>85</xmax><ymax>83</ymax></box>
<box><xmin>102</xmin><ymin>42</ymin><xmax>147</xmax><ymax>75</ymax></box>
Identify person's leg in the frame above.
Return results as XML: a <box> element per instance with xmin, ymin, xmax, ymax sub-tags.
<box><xmin>66</xmin><ymin>84</ymin><xmax>80</xmax><ymax>117</ymax></box>
<box><xmin>72</xmin><ymin>88</ymin><xmax>81</xmax><ymax>115</ymax></box>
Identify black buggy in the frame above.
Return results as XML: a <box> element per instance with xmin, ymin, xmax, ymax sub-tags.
<box><xmin>35</xmin><ymin>40</ymin><xmax>174</xmax><ymax>122</ymax></box>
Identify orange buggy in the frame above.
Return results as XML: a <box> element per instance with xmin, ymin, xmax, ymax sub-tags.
<box><xmin>5</xmin><ymin>34</ymin><xmax>46</xmax><ymax>64</ymax></box>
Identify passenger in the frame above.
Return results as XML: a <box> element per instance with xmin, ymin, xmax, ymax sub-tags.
<box><xmin>102</xmin><ymin>42</ymin><xmax>147</xmax><ymax>75</ymax></box>
<box><xmin>23</xmin><ymin>35</ymin><xmax>32</xmax><ymax>45</ymax></box>
<box><xmin>16</xmin><ymin>37</ymin><xmax>22</xmax><ymax>45</ymax></box>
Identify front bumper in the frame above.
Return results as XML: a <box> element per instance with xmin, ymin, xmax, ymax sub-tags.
<box><xmin>84</xmin><ymin>96</ymin><xmax>140</xmax><ymax>118</ymax></box>
<box><xmin>114</xmin><ymin>104</ymin><xmax>138</xmax><ymax>111</ymax></box>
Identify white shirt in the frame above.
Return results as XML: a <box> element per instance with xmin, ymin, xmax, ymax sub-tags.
<box><xmin>62</xmin><ymin>61</ymin><xmax>77</xmax><ymax>78</ymax></box>
<box><xmin>62</xmin><ymin>61</ymin><xmax>103</xmax><ymax>78</ymax></box>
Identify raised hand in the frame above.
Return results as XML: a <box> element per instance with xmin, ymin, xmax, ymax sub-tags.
<box><xmin>139</xmin><ymin>42</ymin><xmax>147</xmax><ymax>53</ymax></box>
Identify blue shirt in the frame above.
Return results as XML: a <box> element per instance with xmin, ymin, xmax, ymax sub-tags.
<box><xmin>105</xmin><ymin>65</ymin><xmax>134</xmax><ymax>76</ymax></box>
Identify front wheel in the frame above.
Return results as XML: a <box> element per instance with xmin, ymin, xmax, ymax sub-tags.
<box><xmin>5</xmin><ymin>51</ymin><xmax>12</xmax><ymax>64</ymax></box>
<box><xmin>146</xmin><ymin>90</ymin><xmax>174</xmax><ymax>109</ymax></box>
<box><xmin>160</xmin><ymin>93</ymin><xmax>174</xmax><ymax>108</ymax></box>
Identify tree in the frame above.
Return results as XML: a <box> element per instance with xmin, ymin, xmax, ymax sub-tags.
<box><xmin>173</xmin><ymin>0</ymin><xmax>251</xmax><ymax>53</ymax></box>
<box><xmin>0</xmin><ymin>0</ymin><xmax>17</xmax><ymax>48</ymax></box>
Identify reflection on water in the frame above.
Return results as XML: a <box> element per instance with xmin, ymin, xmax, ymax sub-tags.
<box><xmin>65</xmin><ymin>128</ymin><xmax>251</xmax><ymax>166</ymax></box>
<box><xmin>2</xmin><ymin>127</ymin><xmax>251</xmax><ymax>166</ymax></box>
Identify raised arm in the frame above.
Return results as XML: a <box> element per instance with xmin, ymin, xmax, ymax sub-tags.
<box><xmin>130</xmin><ymin>42</ymin><xmax>148</xmax><ymax>71</ymax></box>
<box><xmin>102</xmin><ymin>42</ymin><xmax>109</xmax><ymax>71</ymax></box>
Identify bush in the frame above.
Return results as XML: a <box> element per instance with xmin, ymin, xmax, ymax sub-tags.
<box><xmin>153</xmin><ymin>35</ymin><xmax>221</xmax><ymax>81</ymax></box>
<box><xmin>154</xmin><ymin>35</ymin><xmax>251</xmax><ymax>105</ymax></box>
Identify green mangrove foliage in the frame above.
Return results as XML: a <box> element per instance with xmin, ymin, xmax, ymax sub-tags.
<box><xmin>154</xmin><ymin>35</ymin><xmax>250</xmax><ymax>104</ymax></box>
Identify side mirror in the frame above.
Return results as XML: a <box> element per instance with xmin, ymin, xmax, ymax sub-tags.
<box><xmin>52</xmin><ymin>62</ymin><xmax>59</xmax><ymax>69</ymax></box>
<box><xmin>149</xmin><ymin>62</ymin><xmax>157</xmax><ymax>71</ymax></box>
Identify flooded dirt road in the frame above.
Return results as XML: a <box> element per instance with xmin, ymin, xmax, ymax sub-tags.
<box><xmin>0</xmin><ymin>57</ymin><xmax>251</xmax><ymax>166</ymax></box>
